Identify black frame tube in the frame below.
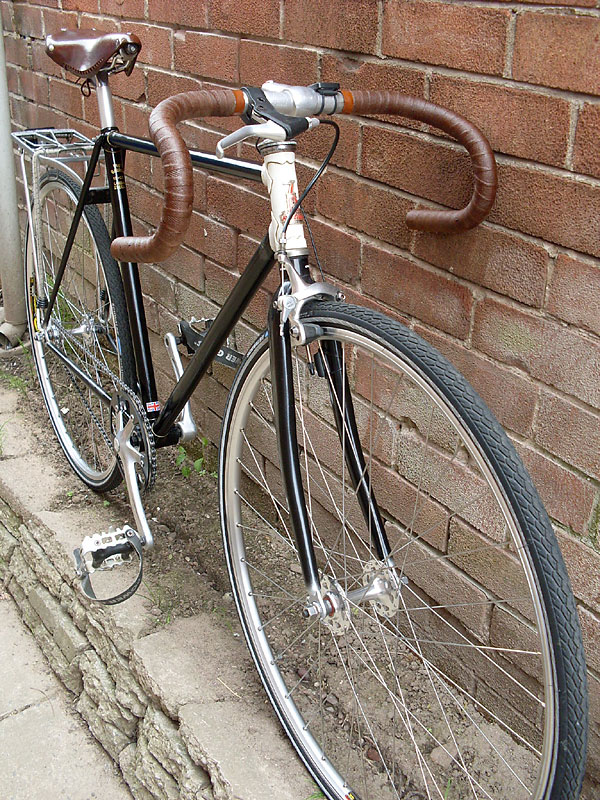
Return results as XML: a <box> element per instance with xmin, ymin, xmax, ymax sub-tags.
<box><xmin>106</xmin><ymin>131</ymin><xmax>263</xmax><ymax>183</ymax></box>
<box><xmin>153</xmin><ymin>236</ymin><xmax>275</xmax><ymax>438</ymax></box>
<box><xmin>268</xmin><ymin>300</ymin><xmax>320</xmax><ymax>593</ymax></box>
<box><xmin>320</xmin><ymin>340</ymin><xmax>392</xmax><ymax>562</ymax></box>
<box><xmin>103</xmin><ymin>140</ymin><xmax>158</xmax><ymax>407</ymax></box>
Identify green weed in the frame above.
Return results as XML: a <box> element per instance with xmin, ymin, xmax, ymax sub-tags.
<box><xmin>175</xmin><ymin>437</ymin><xmax>217</xmax><ymax>479</ymax></box>
<box><xmin>0</xmin><ymin>369</ymin><xmax>28</xmax><ymax>396</ymax></box>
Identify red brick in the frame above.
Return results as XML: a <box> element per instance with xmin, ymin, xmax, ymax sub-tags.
<box><xmin>210</xmin><ymin>0</ymin><xmax>279</xmax><ymax>38</ymax></box>
<box><xmin>304</xmin><ymin>217</ymin><xmax>360</xmax><ymax>285</ymax></box>
<box><xmin>175</xmin><ymin>31</ymin><xmax>238</xmax><ymax>83</ymax></box>
<box><xmin>128</xmin><ymin>181</ymin><xmax>162</xmax><ymax>228</ymax></box>
<box><xmin>49</xmin><ymin>78</ymin><xmax>83</xmax><ymax>120</ymax></box>
<box><xmin>123</xmin><ymin>150</ymin><xmax>153</xmax><ymax>190</ymax></box>
<box><xmin>62</xmin><ymin>0</ymin><xmax>98</xmax><ymax>10</ymax></box>
<box><xmin>139</xmin><ymin>262</ymin><xmax>176</xmax><ymax>311</ymax></box>
<box><xmin>206</xmin><ymin>177</ymin><xmax>268</xmax><ymax>239</ymax></box>
<box><xmin>146</xmin><ymin>69</ymin><xmax>201</xmax><ymax>107</ymax></box>
<box><xmin>322</xmin><ymin>54</ymin><xmax>424</xmax><ymax>98</ymax></box>
<box><xmin>361</xmin><ymin>125</ymin><xmax>472</xmax><ymax>211</ymax></box>
<box><xmin>121</xmin><ymin>100</ymin><xmax>150</xmax><ymax>138</ymax></box>
<box><xmin>321</xmin><ymin>54</ymin><xmax>425</xmax><ymax>128</ymax></box>
<box><xmin>162</xmin><ymin>247</ymin><xmax>204</xmax><ymax>291</ymax></box>
<box><xmin>297</xmin><ymin>115</ymin><xmax>359</xmax><ymax>173</ymax></box>
<box><xmin>78</xmin><ymin>13</ymin><xmax>115</xmax><ymax>34</ymax></box>
<box><xmin>204</xmin><ymin>259</ymin><xmax>238</xmax><ymax>308</ymax></box>
<box><xmin>43</xmin><ymin>6</ymin><xmax>77</xmax><ymax>33</ymax></box>
<box><xmin>6</xmin><ymin>64</ymin><xmax>19</xmax><ymax>95</ymax></box>
<box><xmin>1</xmin><ymin>1</ymin><xmax>14</xmax><ymax>32</ymax></box>
<box><xmin>186</xmin><ymin>211</ymin><xmax>237</xmax><ymax>268</ymax></box>
<box><xmin>489</xmin><ymin>163</ymin><xmax>600</xmax><ymax>259</ymax></box>
<box><xmin>317</xmin><ymin>172</ymin><xmax>413</xmax><ymax>250</ymax></box>
<box><xmin>514</xmin><ymin>12</ymin><xmax>600</xmax><ymax>95</ymax></box>
<box><xmin>429</xmin><ymin>75</ymin><xmax>571</xmax><ymax>168</ymax></box>
<box><xmin>500</xmin><ymin>0</ymin><xmax>596</xmax><ymax>5</ymax></box>
<box><xmin>13</xmin><ymin>3</ymin><xmax>43</xmax><ymax>38</ymax></box>
<box><xmin>473</xmin><ymin>297</ymin><xmax>600</xmax><ymax>410</ymax></box>
<box><xmin>579</xmin><ymin>605</ymin><xmax>600</xmax><ymax>673</ymax></box>
<box><xmin>547</xmin><ymin>253</ymin><xmax>600</xmax><ymax>336</ymax></box>
<box><xmin>100</xmin><ymin>0</ymin><xmax>144</xmax><ymax>18</ymax></box>
<box><xmin>122</xmin><ymin>23</ymin><xmax>171</xmax><ymax>69</ymax></box>
<box><xmin>557</xmin><ymin>531</ymin><xmax>600</xmax><ymax>611</ymax></box>
<box><xmin>32</xmin><ymin>39</ymin><xmax>63</xmax><ymax>76</ymax></box>
<box><xmin>535</xmin><ymin>392</ymin><xmax>600</xmax><ymax>480</ymax></box>
<box><xmin>382</xmin><ymin>0</ymin><xmax>509</xmax><ymax>76</ymax></box>
<box><xmin>19</xmin><ymin>70</ymin><xmax>49</xmax><ymax>106</ymax></box>
<box><xmin>239</xmin><ymin>41</ymin><xmax>318</xmax><ymax>88</ymax></box>
<box><xmin>413</xmin><ymin>226</ymin><xmax>549</xmax><ymax>308</ymax></box>
<box><xmin>110</xmin><ymin>66</ymin><xmax>145</xmax><ymax>103</ymax></box>
<box><xmin>362</xmin><ymin>243</ymin><xmax>473</xmax><ymax>338</ymax></box>
<box><xmin>283</xmin><ymin>0</ymin><xmax>377</xmax><ymax>53</ymax></box>
<box><xmin>147</xmin><ymin>0</ymin><xmax>207</xmax><ymax>28</ymax></box>
<box><xmin>574</xmin><ymin>103</ymin><xmax>600</xmax><ymax>179</ymax></box>
<box><xmin>448</xmin><ymin>518</ymin><xmax>533</xmax><ymax>618</ymax></box>
<box><xmin>5</xmin><ymin>35</ymin><xmax>30</xmax><ymax>70</ymax></box>
<box><xmin>415</xmin><ymin>325</ymin><xmax>538</xmax><ymax>438</ymax></box>
<box><xmin>516</xmin><ymin>443</ymin><xmax>596</xmax><ymax>534</ymax></box>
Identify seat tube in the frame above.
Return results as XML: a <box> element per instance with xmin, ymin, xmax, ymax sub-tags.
<box><xmin>97</xmin><ymin>73</ymin><xmax>158</xmax><ymax>408</ymax></box>
<box><xmin>95</xmin><ymin>73</ymin><xmax>117</xmax><ymax>130</ymax></box>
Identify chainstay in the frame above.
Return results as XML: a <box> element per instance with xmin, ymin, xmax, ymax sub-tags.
<box><xmin>45</xmin><ymin>322</ymin><xmax>157</xmax><ymax>491</ymax></box>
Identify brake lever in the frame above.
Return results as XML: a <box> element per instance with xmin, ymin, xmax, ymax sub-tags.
<box><xmin>215</xmin><ymin>120</ymin><xmax>288</xmax><ymax>158</ymax></box>
<box><xmin>215</xmin><ymin>117</ymin><xmax>320</xmax><ymax>159</ymax></box>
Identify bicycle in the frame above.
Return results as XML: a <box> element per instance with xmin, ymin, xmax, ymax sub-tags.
<box><xmin>15</xmin><ymin>29</ymin><xmax>588</xmax><ymax>800</ymax></box>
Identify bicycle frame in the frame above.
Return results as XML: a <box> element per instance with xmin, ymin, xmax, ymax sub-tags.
<box><xmin>38</xmin><ymin>117</ymin><xmax>392</xmax><ymax>598</ymax></box>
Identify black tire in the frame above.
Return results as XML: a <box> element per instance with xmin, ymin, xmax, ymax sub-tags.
<box><xmin>220</xmin><ymin>301</ymin><xmax>587</xmax><ymax>800</ymax></box>
<box><xmin>25</xmin><ymin>169</ymin><xmax>136</xmax><ymax>492</ymax></box>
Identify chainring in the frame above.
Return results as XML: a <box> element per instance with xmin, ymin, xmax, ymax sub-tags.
<box><xmin>110</xmin><ymin>392</ymin><xmax>157</xmax><ymax>492</ymax></box>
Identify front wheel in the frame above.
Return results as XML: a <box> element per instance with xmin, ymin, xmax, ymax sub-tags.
<box><xmin>220</xmin><ymin>301</ymin><xmax>587</xmax><ymax>800</ymax></box>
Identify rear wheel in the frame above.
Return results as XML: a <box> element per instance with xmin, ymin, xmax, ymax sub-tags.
<box><xmin>25</xmin><ymin>169</ymin><xmax>136</xmax><ymax>492</ymax></box>
<box><xmin>220</xmin><ymin>301</ymin><xmax>587</xmax><ymax>800</ymax></box>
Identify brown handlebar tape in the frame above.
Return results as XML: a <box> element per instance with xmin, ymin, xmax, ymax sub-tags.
<box><xmin>111</xmin><ymin>86</ymin><xmax>496</xmax><ymax>264</ymax></box>
<box><xmin>343</xmin><ymin>90</ymin><xmax>497</xmax><ymax>233</ymax></box>
<box><xmin>110</xmin><ymin>89</ymin><xmax>244</xmax><ymax>264</ymax></box>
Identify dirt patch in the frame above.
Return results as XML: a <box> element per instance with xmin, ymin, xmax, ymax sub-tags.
<box><xmin>0</xmin><ymin>353</ymin><xmax>239</xmax><ymax>638</ymax></box>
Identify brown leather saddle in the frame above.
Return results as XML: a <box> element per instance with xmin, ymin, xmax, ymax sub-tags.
<box><xmin>45</xmin><ymin>29</ymin><xmax>141</xmax><ymax>77</ymax></box>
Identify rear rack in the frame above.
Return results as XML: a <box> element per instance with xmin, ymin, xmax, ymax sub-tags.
<box><xmin>12</xmin><ymin>128</ymin><xmax>100</xmax><ymax>294</ymax></box>
<box><xmin>12</xmin><ymin>127</ymin><xmax>95</xmax><ymax>160</ymax></box>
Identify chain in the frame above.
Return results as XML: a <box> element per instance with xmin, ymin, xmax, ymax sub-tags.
<box><xmin>46</xmin><ymin>321</ymin><xmax>157</xmax><ymax>491</ymax></box>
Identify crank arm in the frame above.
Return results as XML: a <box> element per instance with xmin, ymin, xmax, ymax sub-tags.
<box><xmin>114</xmin><ymin>416</ymin><xmax>154</xmax><ymax>549</ymax></box>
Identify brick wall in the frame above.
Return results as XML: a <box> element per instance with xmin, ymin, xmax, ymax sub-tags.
<box><xmin>3</xmin><ymin>0</ymin><xmax>600</xmax><ymax>794</ymax></box>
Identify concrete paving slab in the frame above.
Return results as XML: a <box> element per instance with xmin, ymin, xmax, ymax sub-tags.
<box><xmin>180</xmin><ymin>700</ymin><xmax>313</xmax><ymax>800</ymax></box>
<box><xmin>0</xmin><ymin>596</ymin><xmax>133</xmax><ymax>800</ymax></box>
<box><xmin>0</xmin><ymin>595</ymin><xmax>59</xmax><ymax>716</ymax></box>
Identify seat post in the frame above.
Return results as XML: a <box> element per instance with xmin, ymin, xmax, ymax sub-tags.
<box><xmin>96</xmin><ymin>73</ymin><xmax>116</xmax><ymax>131</ymax></box>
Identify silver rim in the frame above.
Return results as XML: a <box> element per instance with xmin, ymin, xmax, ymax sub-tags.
<box><xmin>26</xmin><ymin>176</ymin><xmax>121</xmax><ymax>487</ymax></box>
<box><xmin>221</xmin><ymin>324</ymin><xmax>556</xmax><ymax>800</ymax></box>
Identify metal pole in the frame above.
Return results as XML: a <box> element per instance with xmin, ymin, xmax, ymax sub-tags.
<box><xmin>0</xmin><ymin>14</ymin><xmax>26</xmax><ymax>352</ymax></box>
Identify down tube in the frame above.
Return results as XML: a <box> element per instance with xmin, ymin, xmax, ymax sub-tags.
<box><xmin>153</xmin><ymin>236</ymin><xmax>275</xmax><ymax>439</ymax></box>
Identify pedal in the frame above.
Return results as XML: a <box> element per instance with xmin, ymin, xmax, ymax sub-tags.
<box><xmin>179</xmin><ymin>319</ymin><xmax>243</xmax><ymax>370</ymax></box>
<box><xmin>164</xmin><ymin>331</ymin><xmax>197</xmax><ymax>442</ymax></box>
<box><xmin>73</xmin><ymin>525</ymin><xmax>144</xmax><ymax>605</ymax></box>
